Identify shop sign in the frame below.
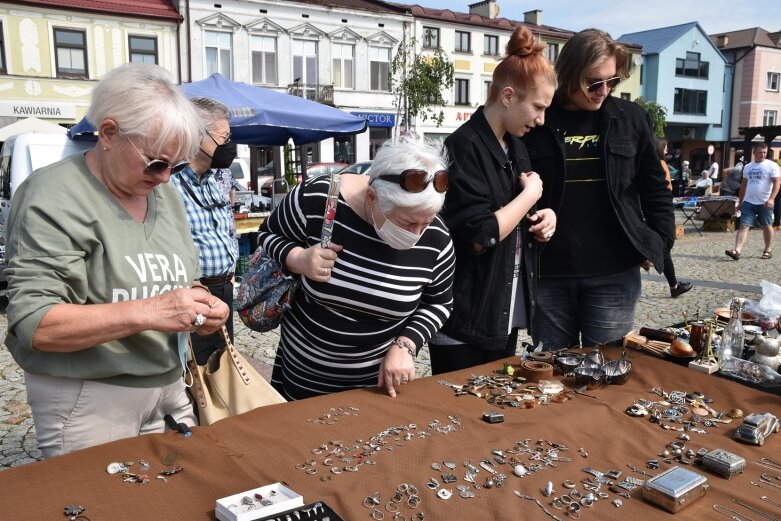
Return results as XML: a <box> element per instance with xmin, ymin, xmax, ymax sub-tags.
<box><xmin>455</xmin><ymin>111</ymin><xmax>473</xmax><ymax>122</ymax></box>
<box><xmin>0</xmin><ymin>101</ymin><xmax>76</xmax><ymax>119</ymax></box>
<box><xmin>350</xmin><ymin>112</ymin><xmax>396</xmax><ymax>127</ymax></box>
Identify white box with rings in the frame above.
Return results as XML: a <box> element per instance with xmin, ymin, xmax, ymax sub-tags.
<box><xmin>215</xmin><ymin>482</ymin><xmax>304</xmax><ymax>521</ymax></box>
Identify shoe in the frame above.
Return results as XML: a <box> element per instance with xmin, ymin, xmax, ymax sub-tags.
<box><xmin>761</xmin><ymin>250</ymin><xmax>773</xmax><ymax>260</ymax></box>
<box><xmin>670</xmin><ymin>281</ymin><xmax>693</xmax><ymax>298</ymax></box>
<box><xmin>725</xmin><ymin>249</ymin><xmax>741</xmax><ymax>260</ymax></box>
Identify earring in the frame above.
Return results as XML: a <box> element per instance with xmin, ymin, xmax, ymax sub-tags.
<box><xmin>102</xmin><ymin>146</ymin><xmax>108</xmax><ymax>151</ymax></box>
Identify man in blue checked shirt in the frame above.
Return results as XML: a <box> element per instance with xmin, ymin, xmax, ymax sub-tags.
<box><xmin>172</xmin><ymin>97</ymin><xmax>239</xmax><ymax>364</ymax></box>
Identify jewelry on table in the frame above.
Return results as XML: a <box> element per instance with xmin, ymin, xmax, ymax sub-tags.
<box><xmin>713</xmin><ymin>504</ymin><xmax>756</xmax><ymax>521</ymax></box>
<box><xmin>733</xmin><ymin>499</ymin><xmax>780</xmax><ymax>521</ymax></box>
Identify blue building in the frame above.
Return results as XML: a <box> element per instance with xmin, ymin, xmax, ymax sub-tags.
<box><xmin>620</xmin><ymin>22</ymin><xmax>732</xmax><ymax>175</ymax></box>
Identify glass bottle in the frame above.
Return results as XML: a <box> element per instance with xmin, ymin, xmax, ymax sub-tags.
<box><xmin>719</xmin><ymin>297</ymin><xmax>746</xmax><ymax>371</ymax></box>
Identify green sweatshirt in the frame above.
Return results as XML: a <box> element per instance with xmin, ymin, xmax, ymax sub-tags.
<box><xmin>5</xmin><ymin>153</ymin><xmax>200</xmax><ymax>387</ymax></box>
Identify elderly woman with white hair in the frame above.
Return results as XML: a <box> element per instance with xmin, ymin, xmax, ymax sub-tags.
<box><xmin>5</xmin><ymin>63</ymin><xmax>231</xmax><ymax>457</ymax></box>
<box><xmin>257</xmin><ymin>138</ymin><xmax>455</xmax><ymax>400</ymax></box>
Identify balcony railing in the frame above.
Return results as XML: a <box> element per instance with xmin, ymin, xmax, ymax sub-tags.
<box><xmin>286</xmin><ymin>83</ymin><xmax>334</xmax><ymax>105</ymax></box>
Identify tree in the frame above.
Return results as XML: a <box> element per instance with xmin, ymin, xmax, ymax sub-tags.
<box><xmin>634</xmin><ymin>97</ymin><xmax>668</xmax><ymax>138</ymax></box>
<box><xmin>389</xmin><ymin>33</ymin><xmax>454</xmax><ymax>134</ymax></box>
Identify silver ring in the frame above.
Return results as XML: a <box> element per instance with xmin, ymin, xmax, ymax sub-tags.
<box><xmin>546</xmin><ymin>231</ymin><xmax>554</xmax><ymax>239</ymax></box>
<box><xmin>321</xmin><ymin>267</ymin><xmax>328</xmax><ymax>275</ymax></box>
<box><xmin>193</xmin><ymin>313</ymin><xmax>206</xmax><ymax>326</ymax></box>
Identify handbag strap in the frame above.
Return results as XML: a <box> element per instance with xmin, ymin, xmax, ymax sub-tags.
<box><xmin>320</xmin><ymin>173</ymin><xmax>340</xmax><ymax>249</ymax></box>
<box><xmin>219</xmin><ymin>325</ymin><xmax>252</xmax><ymax>385</ymax></box>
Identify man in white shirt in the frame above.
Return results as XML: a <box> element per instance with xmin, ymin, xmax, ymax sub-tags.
<box><xmin>725</xmin><ymin>143</ymin><xmax>781</xmax><ymax>260</ymax></box>
<box><xmin>691</xmin><ymin>170</ymin><xmax>713</xmax><ymax>196</ymax></box>
<box><xmin>709</xmin><ymin>160</ymin><xmax>720</xmax><ymax>183</ymax></box>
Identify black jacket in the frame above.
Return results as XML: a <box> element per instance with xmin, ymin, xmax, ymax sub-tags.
<box><xmin>522</xmin><ymin>96</ymin><xmax>675</xmax><ymax>272</ymax></box>
<box><xmin>440</xmin><ymin>107</ymin><xmax>538</xmax><ymax>350</ymax></box>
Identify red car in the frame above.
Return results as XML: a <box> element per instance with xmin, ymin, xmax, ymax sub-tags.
<box><xmin>260</xmin><ymin>162</ymin><xmax>347</xmax><ymax>197</ymax></box>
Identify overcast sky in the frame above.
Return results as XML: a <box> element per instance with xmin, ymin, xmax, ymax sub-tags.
<box><xmin>415</xmin><ymin>0</ymin><xmax>777</xmax><ymax>39</ymax></box>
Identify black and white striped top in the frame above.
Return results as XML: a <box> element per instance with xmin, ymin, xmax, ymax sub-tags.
<box><xmin>257</xmin><ymin>177</ymin><xmax>455</xmax><ymax>400</ymax></box>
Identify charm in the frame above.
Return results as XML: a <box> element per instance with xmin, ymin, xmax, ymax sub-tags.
<box><xmin>543</xmin><ymin>481</ymin><xmax>555</xmax><ymax>497</ymax></box>
<box><xmin>437</xmin><ymin>488</ymin><xmax>453</xmax><ymax>500</ymax></box>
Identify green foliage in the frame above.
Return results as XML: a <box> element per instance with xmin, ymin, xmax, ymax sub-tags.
<box><xmin>634</xmin><ymin>97</ymin><xmax>668</xmax><ymax>138</ymax></box>
<box><xmin>389</xmin><ymin>35</ymin><xmax>454</xmax><ymax>131</ymax></box>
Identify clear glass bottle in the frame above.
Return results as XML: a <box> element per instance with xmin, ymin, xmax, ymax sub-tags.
<box><xmin>719</xmin><ymin>297</ymin><xmax>746</xmax><ymax>371</ymax></box>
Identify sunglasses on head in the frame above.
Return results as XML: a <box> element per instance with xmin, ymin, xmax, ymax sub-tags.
<box><xmin>126</xmin><ymin>136</ymin><xmax>189</xmax><ymax>175</ymax></box>
<box><xmin>586</xmin><ymin>76</ymin><xmax>621</xmax><ymax>93</ymax></box>
<box><xmin>375</xmin><ymin>169</ymin><xmax>449</xmax><ymax>193</ymax></box>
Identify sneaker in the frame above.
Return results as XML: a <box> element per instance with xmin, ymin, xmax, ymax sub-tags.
<box><xmin>670</xmin><ymin>281</ymin><xmax>693</xmax><ymax>298</ymax></box>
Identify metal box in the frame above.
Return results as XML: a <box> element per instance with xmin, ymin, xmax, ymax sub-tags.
<box><xmin>642</xmin><ymin>466</ymin><xmax>709</xmax><ymax>513</ymax></box>
<box><xmin>702</xmin><ymin>449</ymin><xmax>746</xmax><ymax>479</ymax></box>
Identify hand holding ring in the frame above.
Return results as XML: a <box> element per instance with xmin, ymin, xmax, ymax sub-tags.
<box><xmin>193</xmin><ymin>313</ymin><xmax>206</xmax><ymax>327</ymax></box>
<box><xmin>321</xmin><ymin>267</ymin><xmax>328</xmax><ymax>275</ymax></box>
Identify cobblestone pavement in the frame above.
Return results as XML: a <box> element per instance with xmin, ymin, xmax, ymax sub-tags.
<box><xmin>1</xmin><ymin>225</ymin><xmax>779</xmax><ymax>470</ymax></box>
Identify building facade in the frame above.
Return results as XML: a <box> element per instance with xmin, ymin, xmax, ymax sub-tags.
<box><xmin>0</xmin><ymin>0</ymin><xmax>181</xmax><ymax>130</ymax></box>
<box><xmin>620</xmin><ymin>22</ymin><xmax>731</xmax><ymax>175</ymax></box>
<box><xmin>711</xmin><ymin>27</ymin><xmax>781</xmax><ymax>162</ymax></box>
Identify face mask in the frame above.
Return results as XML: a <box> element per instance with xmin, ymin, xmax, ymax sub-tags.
<box><xmin>370</xmin><ymin>204</ymin><xmax>422</xmax><ymax>250</ymax></box>
<box><xmin>207</xmin><ymin>141</ymin><xmax>237</xmax><ymax>170</ymax></box>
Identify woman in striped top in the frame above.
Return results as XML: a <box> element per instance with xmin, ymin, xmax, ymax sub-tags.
<box><xmin>257</xmin><ymin>138</ymin><xmax>455</xmax><ymax>400</ymax></box>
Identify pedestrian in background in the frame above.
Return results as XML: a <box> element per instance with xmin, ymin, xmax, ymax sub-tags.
<box><xmin>429</xmin><ymin>25</ymin><xmax>557</xmax><ymax>374</ymax></box>
<box><xmin>522</xmin><ymin>28</ymin><xmax>675</xmax><ymax>349</ymax></box>
<box><xmin>725</xmin><ymin>142</ymin><xmax>780</xmax><ymax>260</ymax></box>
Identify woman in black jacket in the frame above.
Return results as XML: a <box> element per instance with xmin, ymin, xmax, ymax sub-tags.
<box><xmin>429</xmin><ymin>26</ymin><xmax>557</xmax><ymax>374</ymax></box>
<box><xmin>522</xmin><ymin>29</ymin><xmax>675</xmax><ymax>349</ymax></box>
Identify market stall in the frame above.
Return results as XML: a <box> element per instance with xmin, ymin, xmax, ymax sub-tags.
<box><xmin>2</xmin><ymin>348</ymin><xmax>780</xmax><ymax>521</ymax></box>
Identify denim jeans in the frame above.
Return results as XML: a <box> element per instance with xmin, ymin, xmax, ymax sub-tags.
<box><xmin>532</xmin><ymin>266</ymin><xmax>641</xmax><ymax>350</ymax></box>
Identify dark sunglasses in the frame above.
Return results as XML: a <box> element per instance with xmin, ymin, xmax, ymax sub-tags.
<box><xmin>126</xmin><ymin>136</ymin><xmax>189</xmax><ymax>175</ymax></box>
<box><xmin>586</xmin><ymin>76</ymin><xmax>621</xmax><ymax>93</ymax></box>
<box><xmin>375</xmin><ymin>169</ymin><xmax>449</xmax><ymax>193</ymax></box>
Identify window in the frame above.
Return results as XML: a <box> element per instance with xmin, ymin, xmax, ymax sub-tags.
<box><xmin>455</xmin><ymin>30</ymin><xmax>470</xmax><ymax>53</ymax></box>
<box><xmin>54</xmin><ymin>28</ymin><xmax>87</xmax><ymax>78</ymax></box>
<box><xmin>334</xmin><ymin>135</ymin><xmax>355</xmax><ymax>164</ymax></box>
<box><xmin>674</xmin><ymin>88</ymin><xmax>707</xmax><ymax>115</ymax></box>
<box><xmin>675</xmin><ymin>51</ymin><xmax>709</xmax><ymax>79</ymax></box>
<box><xmin>0</xmin><ymin>22</ymin><xmax>6</xmax><ymax>74</ymax></box>
<box><xmin>764</xmin><ymin>110</ymin><xmax>777</xmax><ymax>126</ymax></box>
<box><xmin>332</xmin><ymin>43</ymin><xmax>354</xmax><ymax>89</ymax></box>
<box><xmin>455</xmin><ymin>78</ymin><xmax>470</xmax><ymax>106</ymax></box>
<box><xmin>251</xmin><ymin>35</ymin><xmax>277</xmax><ymax>85</ymax></box>
<box><xmin>484</xmin><ymin>35</ymin><xmax>499</xmax><ymax>56</ymax></box>
<box><xmin>205</xmin><ymin>30</ymin><xmax>232</xmax><ymax>79</ymax></box>
<box><xmin>369</xmin><ymin>46</ymin><xmax>390</xmax><ymax>91</ymax></box>
<box><xmin>546</xmin><ymin>43</ymin><xmax>559</xmax><ymax>63</ymax></box>
<box><xmin>620</xmin><ymin>92</ymin><xmax>631</xmax><ymax>101</ymax></box>
<box><xmin>483</xmin><ymin>80</ymin><xmax>492</xmax><ymax>103</ymax></box>
<box><xmin>128</xmin><ymin>35</ymin><xmax>157</xmax><ymax>64</ymax></box>
<box><xmin>767</xmin><ymin>72</ymin><xmax>780</xmax><ymax>92</ymax></box>
<box><xmin>422</xmin><ymin>27</ymin><xmax>439</xmax><ymax>49</ymax></box>
<box><xmin>292</xmin><ymin>39</ymin><xmax>318</xmax><ymax>85</ymax></box>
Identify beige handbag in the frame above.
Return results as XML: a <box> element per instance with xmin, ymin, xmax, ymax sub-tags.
<box><xmin>185</xmin><ymin>326</ymin><xmax>286</xmax><ymax>425</ymax></box>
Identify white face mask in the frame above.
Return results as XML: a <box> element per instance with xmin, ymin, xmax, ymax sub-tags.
<box><xmin>371</xmin><ymin>205</ymin><xmax>422</xmax><ymax>250</ymax></box>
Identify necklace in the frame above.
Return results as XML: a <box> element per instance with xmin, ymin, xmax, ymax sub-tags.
<box><xmin>714</xmin><ymin>504</ymin><xmax>755</xmax><ymax>521</ymax></box>
<box><xmin>733</xmin><ymin>499</ymin><xmax>780</xmax><ymax>521</ymax></box>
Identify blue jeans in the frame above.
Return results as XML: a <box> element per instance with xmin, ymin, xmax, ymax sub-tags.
<box><xmin>740</xmin><ymin>201</ymin><xmax>772</xmax><ymax>228</ymax></box>
<box><xmin>532</xmin><ymin>266</ymin><xmax>641</xmax><ymax>350</ymax></box>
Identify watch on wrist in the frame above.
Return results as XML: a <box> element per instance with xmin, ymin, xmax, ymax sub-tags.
<box><xmin>391</xmin><ymin>338</ymin><xmax>416</xmax><ymax>358</ymax></box>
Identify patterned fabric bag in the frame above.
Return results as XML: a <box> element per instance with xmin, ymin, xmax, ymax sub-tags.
<box><xmin>237</xmin><ymin>173</ymin><xmax>340</xmax><ymax>332</ymax></box>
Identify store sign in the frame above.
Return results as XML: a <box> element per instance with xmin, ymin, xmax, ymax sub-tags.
<box><xmin>455</xmin><ymin>111</ymin><xmax>473</xmax><ymax>121</ymax></box>
<box><xmin>350</xmin><ymin>112</ymin><xmax>396</xmax><ymax>127</ymax></box>
<box><xmin>0</xmin><ymin>101</ymin><xmax>76</xmax><ymax>119</ymax></box>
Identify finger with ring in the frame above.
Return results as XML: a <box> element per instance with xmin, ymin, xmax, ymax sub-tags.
<box><xmin>193</xmin><ymin>313</ymin><xmax>206</xmax><ymax>327</ymax></box>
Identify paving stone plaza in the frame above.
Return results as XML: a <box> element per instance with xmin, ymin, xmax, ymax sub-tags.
<box><xmin>1</xmin><ymin>225</ymin><xmax>778</xmax><ymax>469</ymax></box>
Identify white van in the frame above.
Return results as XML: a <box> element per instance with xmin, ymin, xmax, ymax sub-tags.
<box><xmin>0</xmin><ymin>132</ymin><xmax>96</xmax><ymax>287</ymax></box>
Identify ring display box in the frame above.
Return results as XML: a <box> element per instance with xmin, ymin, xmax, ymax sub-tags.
<box><xmin>215</xmin><ymin>482</ymin><xmax>303</xmax><ymax>521</ymax></box>
<box><xmin>701</xmin><ymin>449</ymin><xmax>746</xmax><ymax>479</ymax></box>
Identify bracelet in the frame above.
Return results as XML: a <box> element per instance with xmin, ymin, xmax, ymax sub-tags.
<box><xmin>390</xmin><ymin>338</ymin><xmax>416</xmax><ymax>358</ymax></box>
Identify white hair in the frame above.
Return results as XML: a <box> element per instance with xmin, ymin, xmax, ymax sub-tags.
<box><xmin>369</xmin><ymin>136</ymin><xmax>449</xmax><ymax>214</ymax></box>
<box><xmin>86</xmin><ymin>63</ymin><xmax>202</xmax><ymax>160</ymax></box>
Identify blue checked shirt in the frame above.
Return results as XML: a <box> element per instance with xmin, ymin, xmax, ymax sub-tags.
<box><xmin>172</xmin><ymin>166</ymin><xmax>239</xmax><ymax>278</ymax></box>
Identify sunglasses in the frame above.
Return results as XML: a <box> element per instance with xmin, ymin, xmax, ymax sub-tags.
<box><xmin>375</xmin><ymin>169</ymin><xmax>449</xmax><ymax>193</ymax></box>
<box><xmin>586</xmin><ymin>76</ymin><xmax>621</xmax><ymax>93</ymax></box>
<box><xmin>126</xmin><ymin>136</ymin><xmax>189</xmax><ymax>175</ymax></box>
<box><xmin>207</xmin><ymin>130</ymin><xmax>232</xmax><ymax>146</ymax></box>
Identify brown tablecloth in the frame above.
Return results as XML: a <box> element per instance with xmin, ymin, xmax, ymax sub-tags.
<box><xmin>3</xmin><ymin>348</ymin><xmax>781</xmax><ymax>520</ymax></box>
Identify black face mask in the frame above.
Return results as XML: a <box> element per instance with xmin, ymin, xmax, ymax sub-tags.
<box><xmin>207</xmin><ymin>141</ymin><xmax>237</xmax><ymax>169</ymax></box>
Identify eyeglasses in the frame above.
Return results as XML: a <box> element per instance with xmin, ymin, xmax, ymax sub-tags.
<box><xmin>126</xmin><ymin>136</ymin><xmax>189</xmax><ymax>175</ymax></box>
<box><xmin>207</xmin><ymin>130</ymin><xmax>231</xmax><ymax>146</ymax></box>
<box><xmin>585</xmin><ymin>76</ymin><xmax>621</xmax><ymax>93</ymax></box>
<box><xmin>374</xmin><ymin>169</ymin><xmax>449</xmax><ymax>193</ymax></box>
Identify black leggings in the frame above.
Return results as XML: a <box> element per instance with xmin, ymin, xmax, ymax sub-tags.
<box><xmin>429</xmin><ymin>330</ymin><xmax>519</xmax><ymax>375</ymax></box>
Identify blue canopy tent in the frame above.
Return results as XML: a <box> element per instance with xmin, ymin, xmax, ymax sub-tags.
<box><xmin>69</xmin><ymin>73</ymin><xmax>367</xmax><ymax>146</ymax></box>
